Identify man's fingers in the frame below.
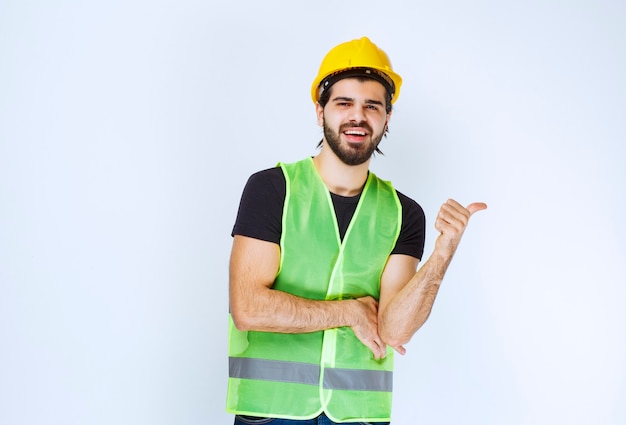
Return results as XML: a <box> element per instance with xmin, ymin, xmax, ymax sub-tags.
<box><xmin>392</xmin><ymin>344</ymin><xmax>406</xmax><ymax>356</ymax></box>
<box><xmin>370</xmin><ymin>338</ymin><xmax>387</xmax><ymax>360</ymax></box>
<box><xmin>467</xmin><ymin>202</ymin><xmax>488</xmax><ymax>216</ymax></box>
<box><xmin>435</xmin><ymin>199</ymin><xmax>487</xmax><ymax>252</ymax></box>
<box><xmin>438</xmin><ymin>200</ymin><xmax>487</xmax><ymax>227</ymax></box>
<box><xmin>363</xmin><ymin>340</ymin><xmax>382</xmax><ymax>360</ymax></box>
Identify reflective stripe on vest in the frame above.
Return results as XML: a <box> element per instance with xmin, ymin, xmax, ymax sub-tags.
<box><xmin>229</xmin><ymin>357</ymin><xmax>393</xmax><ymax>392</ymax></box>
<box><xmin>226</xmin><ymin>158</ymin><xmax>401</xmax><ymax>422</ymax></box>
<box><xmin>229</xmin><ymin>357</ymin><xmax>319</xmax><ymax>386</ymax></box>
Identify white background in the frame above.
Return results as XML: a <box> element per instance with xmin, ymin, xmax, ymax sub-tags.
<box><xmin>1</xmin><ymin>1</ymin><xmax>625</xmax><ymax>424</ymax></box>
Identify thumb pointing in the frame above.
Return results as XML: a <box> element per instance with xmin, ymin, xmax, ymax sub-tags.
<box><xmin>467</xmin><ymin>202</ymin><xmax>488</xmax><ymax>216</ymax></box>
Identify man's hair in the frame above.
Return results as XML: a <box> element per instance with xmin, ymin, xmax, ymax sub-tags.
<box><xmin>316</xmin><ymin>75</ymin><xmax>392</xmax><ymax>154</ymax></box>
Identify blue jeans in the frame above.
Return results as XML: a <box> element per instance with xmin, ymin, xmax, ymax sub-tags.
<box><xmin>234</xmin><ymin>413</ymin><xmax>390</xmax><ymax>425</ymax></box>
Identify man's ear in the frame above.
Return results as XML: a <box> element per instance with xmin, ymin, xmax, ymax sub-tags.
<box><xmin>315</xmin><ymin>102</ymin><xmax>324</xmax><ymax>127</ymax></box>
<box><xmin>383</xmin><ymin>110</ymin><xmax>392</xmax><ymax>135</ymax></box>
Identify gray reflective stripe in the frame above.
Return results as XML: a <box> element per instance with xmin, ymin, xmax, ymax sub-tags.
<box><xmin>229</xmin><ymin>357</ymin><xmax>392</xmax><ymax>392</ymax></box>
<box><xmin>229</xmin><ymin>357</ymin><xmax>320</xmax><ymax>385</ymax></box>
<box><xmin>324</xmin><ymin>368</ymin><xmax>393</xmax><ymax>392</ymax></box>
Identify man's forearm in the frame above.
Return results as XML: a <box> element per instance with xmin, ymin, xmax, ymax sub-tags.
<box><xmin>378</xmin><ymin>249</ymin><xmax>452</xmax><ymax>348</ymax></box>
<box><xmin>231</xmin><ymin>287</ymin><xmax>358</xmax><ymax>333</ymax></box>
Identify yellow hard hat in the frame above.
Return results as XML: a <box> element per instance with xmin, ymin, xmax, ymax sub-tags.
<box><xmin>311</xmin><ymin>36</ymin><xmax>403</xmax><ymax>104</ymax></box>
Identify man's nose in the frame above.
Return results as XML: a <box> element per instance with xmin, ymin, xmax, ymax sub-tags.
<box><xmin>348</xmin><ymin>105</ymin><xmax>366</xmax><ymax>123</ymax></box>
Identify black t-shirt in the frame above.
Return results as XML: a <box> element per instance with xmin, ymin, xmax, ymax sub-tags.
<box><xmin>232</xmin><ymin>167</ymin><xmax>426</xmax><ymax>260</ymax></box>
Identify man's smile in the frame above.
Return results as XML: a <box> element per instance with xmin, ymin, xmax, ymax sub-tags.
<box><xmin>341</xmin><ymin>123</ymin><xmax>372</xmax><ymax>143</ymax></box>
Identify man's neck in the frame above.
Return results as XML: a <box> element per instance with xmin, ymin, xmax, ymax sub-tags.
<box><xmin>312</xmin><ymin>148</ymin><xmax>370</xmax><ymax>197</ymax></box>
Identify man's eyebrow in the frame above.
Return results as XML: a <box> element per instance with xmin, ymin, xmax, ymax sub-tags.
<box><xmin>331</xmin><ymin>96</ymin><xmax>384</xmax><ymax>106</ymax></box>
<box><xmin>331</xmin><ymin>96</ymin><xmax>354</xmax><ymax>102</ymax></box>
<box><xmin>365</xmin><ymin>99</ymin><xmax>384</xmax><ymax>106</ymax></box>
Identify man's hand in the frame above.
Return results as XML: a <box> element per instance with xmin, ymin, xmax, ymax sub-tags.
<box><xmin>350</xmin><ymin>296</ymin><xmax>387</xmax><ymax>360</ymax></box>
<box><xmin>435</xmin><ymin>200</ymin><xmax>487</xmax><ymax>256</ymax></box>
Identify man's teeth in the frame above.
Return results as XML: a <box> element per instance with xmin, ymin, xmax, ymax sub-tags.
<box><xmin>345</xmin><ymin>130</ymin><xmax>366</xmax><ymax>135</ymax></box>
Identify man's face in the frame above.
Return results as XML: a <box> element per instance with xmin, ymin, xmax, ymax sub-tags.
<box><xmin>316</xmin><ymin>78</ymin><xmax>391</xmax><ymax>166</ymax></box>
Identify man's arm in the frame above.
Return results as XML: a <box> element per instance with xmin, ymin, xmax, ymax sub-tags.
<box><xmin>229</xmin><ymin>234</ymin><xmax>388</xmax><ymax>359</ymax></box>
<box><xmin>378</xmin><ymin>199</ymin><xmax>487</xmax><ymax>354</ymax></box>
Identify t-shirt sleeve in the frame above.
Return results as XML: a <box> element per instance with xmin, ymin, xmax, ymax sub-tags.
<box><xmin>392</xmin><ymin>191</ymin><xmax>426</xmax><ymax>260</ymax></box>
<box><xmin>231</xmin><ymin>167</ymin><xmax>285</xmax><ymax>245</ymax></box>
<box><xmin>231</xmin><ymin>168</ymin><xmax>425</xmax><ymax>259</ymax></box>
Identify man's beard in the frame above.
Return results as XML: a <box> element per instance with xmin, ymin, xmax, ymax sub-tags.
<box><xmin>323</xmin><ymin>120</ymin><xmax>385</xmax><ymax>166</ymax></box>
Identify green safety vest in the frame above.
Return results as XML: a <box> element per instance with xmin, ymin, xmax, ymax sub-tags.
<box><xmin>227</xmin><ymin>157</ymin><xmax>402</xmax><ymax>422</ymax></box>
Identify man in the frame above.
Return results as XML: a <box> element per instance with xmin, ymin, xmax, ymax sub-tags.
<box><xmin>227</xmin><ymin>36</ymin><xmax>487</xmax><ymax>424</ymax></box>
